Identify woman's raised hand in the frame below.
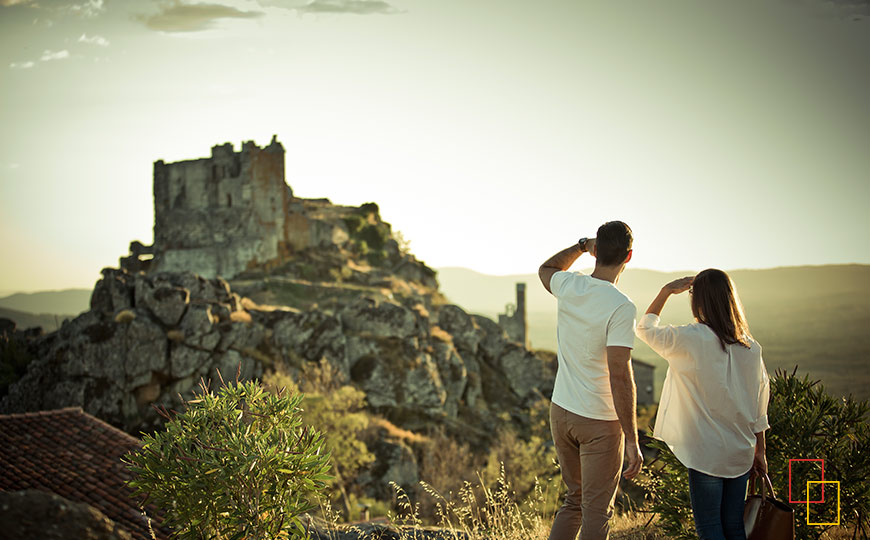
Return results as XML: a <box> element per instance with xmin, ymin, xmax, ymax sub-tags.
<box><xmin>664</xmin><ymin>276</ymin><xmax>694</xmax><ymax>295</ymax></box>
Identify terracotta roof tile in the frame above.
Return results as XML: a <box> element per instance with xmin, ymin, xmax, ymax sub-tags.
<box><xmin>0</xmin><ymin>407</ymin><xmax>170</xmax><ymax>540</ymax></box>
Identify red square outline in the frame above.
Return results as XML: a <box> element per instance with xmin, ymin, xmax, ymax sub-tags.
<box><xmin>789</xmin><ymin>459</ymin><xmax>825</xmax><ymax>504</ymax></box>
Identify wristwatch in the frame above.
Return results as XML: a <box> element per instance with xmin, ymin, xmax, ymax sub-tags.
<box><xmin>578</xmin><ymin>237</ymin><xmax>589</xmax><ymax>252</ymax></box>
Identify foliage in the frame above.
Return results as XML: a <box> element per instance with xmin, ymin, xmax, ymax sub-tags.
<box><xmin>643</xmin><ymin>368</ymin><xmax>870</xmax><ymax>540</ymax></box>
<box><xmin>263</xmin><ymin>361</ymin><xmax>375</xmax><ymax>520</ymax></box>
<box><xmin>123</xmin><ymin>377</ymin><xmax>332</xmax><ymax>540</ymax></box>
<box><xmin>396</xmin><ymin>467</ymin><xmax>553</xmax><ymax>540</ymax></box>
<box><xmin>482</xmin><ymin>428</ymin><xmax>559</xmax><ymax>506</ymax></box>
<box><xmin>358</xmin><ymin>202</ymin><xmax>379</xmax><ymax>216</ymax></box>
<box><xmin>0</xmin><ymin>332</ymin><xmax>33</xmax><ymax>399</ymax></box>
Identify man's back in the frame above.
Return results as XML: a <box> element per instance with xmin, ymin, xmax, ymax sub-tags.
<box><xmin>550</xmin><ymin>271</ymin><xmax>637</xmax><ymax>421</ymax></box>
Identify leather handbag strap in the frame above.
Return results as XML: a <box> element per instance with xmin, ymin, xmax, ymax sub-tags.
<box><xmin>748</xmin><ymin>472</ymin><xmax>776</xmax><ymax>500</ymax></box>
<box><xmin>762</xmin><ymin>473</ymin><xmax>777</xmax><ymax>499</ymax></box>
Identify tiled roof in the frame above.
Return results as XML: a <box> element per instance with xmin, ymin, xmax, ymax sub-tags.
<box><xmin>0</xmin><ymin>407</ymin><xmax>170</xmax><ymax>540</ymax></box>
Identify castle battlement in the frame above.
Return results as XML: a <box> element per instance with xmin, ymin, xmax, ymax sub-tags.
<box><xmin>122</xmin><ymin>136</ymin><xmax>350</xmax><ymax>279</ymax></box>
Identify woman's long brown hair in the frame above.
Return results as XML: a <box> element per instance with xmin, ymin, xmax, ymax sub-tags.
<box><xmin>690</xmin><ymin>268</ymin><xmax>753</xmax><ymax>350</ymax></box>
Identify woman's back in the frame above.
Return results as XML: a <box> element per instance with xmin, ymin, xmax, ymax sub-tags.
<box><xmin>637</xmin><ymin>313</ymin><xmax>770</xmax><ymax>478</ymax></box>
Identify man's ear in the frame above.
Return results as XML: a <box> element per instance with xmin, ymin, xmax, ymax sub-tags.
<box><xmin>624</xmin><ymin>250</ymin><xmax>633</xmax><ymax>264</ymax></box>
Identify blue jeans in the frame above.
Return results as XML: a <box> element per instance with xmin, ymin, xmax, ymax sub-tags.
<box><xmin>687</xmin><ymin>468</ymin><xmax>751</xmax><ymax>540</ymax></box>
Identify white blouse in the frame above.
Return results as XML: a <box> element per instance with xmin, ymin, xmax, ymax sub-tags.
<box><xmin>636</xmin><ymin>313</ymin><xmax>770</xmax><ymax>478</ymax></box>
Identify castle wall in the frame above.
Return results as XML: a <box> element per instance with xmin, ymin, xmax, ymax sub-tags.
<box><xmin>148</xmin><ymin>137</ymin><xmax>293</xmax><ymax>279</ymax></box>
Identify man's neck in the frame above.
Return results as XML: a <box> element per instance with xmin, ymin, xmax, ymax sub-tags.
<box><xmin>590</xmin><ymin>264</ymin><xmax>623</xmax><ymax>284</ymax></box>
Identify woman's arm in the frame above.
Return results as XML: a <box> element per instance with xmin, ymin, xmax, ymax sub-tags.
<box><xmin>645</xmin><ymin>276</ymin><xmax>694</xmax><ymax>315</ymax></box>
<box><xmin>636</xmin><ymin>276</ymin><xmax>695</xmax><ymax>360</ymax></box>
<box><xmin>753</xmin><ymin>430</ymin><xmax>768</xmax><ymax>475</ymax></box>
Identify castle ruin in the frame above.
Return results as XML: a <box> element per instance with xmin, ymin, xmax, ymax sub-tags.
<box><xmin>498</xmin><ymin>283</ymin><xmax>528</xmax><ymax>347</ymax></box>
<box><xmin>121</xmin><ymin>136</ymin><xmax>349</xmax><ymax>279</ymax></box>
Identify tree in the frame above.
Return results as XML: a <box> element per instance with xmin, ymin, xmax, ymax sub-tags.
<box><xmin>124</xmin><ymin>376</ymin><xmax>332</xmax><ymax>539</ymax></box>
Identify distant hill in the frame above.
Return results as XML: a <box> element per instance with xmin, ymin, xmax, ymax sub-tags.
<box><xmin>436</xmin><ymin>265</ymin><xmax>870</xmax><ymax>401</ymax></box>
<box><xmin>0</xmin><ymin>307</ymin><xmax>74</xmax><ymax>333</ymax></box>
<box><xmin>0</xmin><ymin>289</ymin><xmax>91</xmax><ymax>316</ymax></box>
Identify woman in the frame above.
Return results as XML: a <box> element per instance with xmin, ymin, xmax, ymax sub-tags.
<box><xmin>636</xmin><ymin>269</ymin><xmax>770</xmax><ymax>540</ymax></box>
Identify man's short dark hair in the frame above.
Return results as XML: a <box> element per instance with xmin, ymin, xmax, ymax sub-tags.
<box><xmin>596</xmin><ymin>221</ymin><xmax>633</xmax><ymax>266</ymax></box>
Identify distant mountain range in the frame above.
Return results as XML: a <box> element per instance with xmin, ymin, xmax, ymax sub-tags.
<box><xmin>436</xmin><ymin>265</ymin><xmax>870</xmax><ymax>401</ymax></box>
<box><xmin>0</xmin><ymin>289</ymin><xmax>92</xmax><ymax>319</ymax></box>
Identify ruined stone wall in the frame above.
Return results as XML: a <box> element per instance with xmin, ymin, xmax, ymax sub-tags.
<box><xmin>632</xmin><ymin>359</ymin><xmax>656</xmax><ymax>405</ymax></box>
<box><xmin>148</xmin><ymin>137</ymin><xmax>292</xmax><ymax>278</ymax></box>
<box><xmin>498</xmin><ymin>283</ymin><xmax>528</xmax><ymax>347</ymax></box>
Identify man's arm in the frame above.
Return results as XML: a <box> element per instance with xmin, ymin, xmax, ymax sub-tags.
<box><xmin>539</xmin><ymin>238</ymin><xmax>594</xmax><ymax>294</ymax></box>
<box><xmin>607</xmin><ymin>345</ymin><xmax>643</xmax><ymax>479</ymax></box>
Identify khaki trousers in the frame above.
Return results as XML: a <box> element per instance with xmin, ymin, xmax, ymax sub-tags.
<box><xmin>548</xmin><ymin>403</ymin><xmax>625</xmax><ymax>540</ymax></box>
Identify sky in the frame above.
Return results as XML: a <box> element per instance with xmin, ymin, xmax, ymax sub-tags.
<box><xmin>1</xmin><ymin>0</ymin><xmax>869</xmax><ymax>293</ymax></box>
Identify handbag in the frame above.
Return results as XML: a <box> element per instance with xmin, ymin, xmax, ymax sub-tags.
<box><xmin>744</xmin><ymin>472</ymin><xmax>795</xmax><ymax>540</ymax></box>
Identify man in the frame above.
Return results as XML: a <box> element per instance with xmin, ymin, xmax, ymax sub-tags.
<box><xmin>538</xmin><ymin>221</ymin><xmax>642</xmax><ymax>540</ymax></box>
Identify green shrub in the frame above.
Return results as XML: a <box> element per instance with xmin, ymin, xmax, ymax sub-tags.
<box><xmin>123</xmin><ymin>377</ymin><xmax>331</xmax><ymax>539</ymax></box>
<box><xmin>644</xmin><ymin>368</ymin><xmax>870</xmax><ymax>539</ymax></box>
<box><xmin>264</xmin><ymin>362</ymin><xmax>375</xmax><ymax>521</ymax></box>
<box><xmin>358</xmin><ymin>224</ymin><xmax>387</xmax><ymax>250</ymax></box>
<box><xmin>358</xmin><ymin>202</ymin><xmax>379</xmax><ymax>216</ymax></box>
<box><xmin>342</xmin><ymin>215</ymin><xmax>365</xmax><ymax>235</ymax></box>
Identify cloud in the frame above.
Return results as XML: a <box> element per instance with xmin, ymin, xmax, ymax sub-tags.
<box><xmin>68</xmin><ymin>0</ymin><xmax>105</xmax><ymax>17</ymax></box>
<box><xmin>9</xmin><ymin>61</ymin><xmax>35</xmax><ymax>69</ymax></box>
<box><xmin>299</xmin><ymin>0</ymin><xmax>396</xmax><ymax>14</ymax></box>
<box><xmin>257</xmin><ymin>0</ymin><xmax>397</xmax><ymax>15</ymax></box>
<box><xmin>40</xmin><ymin>49</ymin><xmax>70</xmax><ymax>61</ymax></box>
<box><xmin>137</xmin><ymin>1</ymin><xmax>264</xmax><ymax>32</ymax></box>
<box><xmin>78</xmin><ymin>33</ymin><xmax>109</xmax><ymax>46</ymax></box>
<box><xmin>1</xmin><ymin>0</ymin><xmax>105</xmax><ymax>18</ymax></box>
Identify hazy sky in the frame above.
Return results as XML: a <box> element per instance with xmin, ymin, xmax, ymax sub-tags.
<box><xmin>1</xmin><ymin>0</ymin><xmax>868</xmax><ymax>293</ymax></box>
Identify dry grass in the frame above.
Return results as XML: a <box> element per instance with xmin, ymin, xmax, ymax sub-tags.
<box><xmin>229</xmin><ymin>310</ymin><xmax>252</xmax><ymax>324</ymax></box>
<box><xmin>368</xmin><ymin>416</ymin><xmax>428</xmax><ymax>445</ymax></box>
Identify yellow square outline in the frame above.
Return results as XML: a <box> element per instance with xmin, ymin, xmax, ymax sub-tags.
<box><xmin>806</xmin><ymin>481</ymin><xmax>840</xmax><ymax>526</ymax></box>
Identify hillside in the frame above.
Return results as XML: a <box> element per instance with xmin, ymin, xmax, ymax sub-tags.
<box><xmin>0</xmin><ymin>308</ymin><xmax>73</xmax><ymax>333</ymax></box>
<box><xmin>0</xmin><ymin>289</ymin><xmax>91</xmax><ymax>319</ymax></box>
<box><xmin>437</xmin><ymin>265</ymin><xmax>870</xmax><ymax>401</ymax></box>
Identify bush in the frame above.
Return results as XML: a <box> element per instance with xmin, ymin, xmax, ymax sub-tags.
<box><xmin>644</xmin><ymin>368</ymin><xmax>870</xmax><ymax>539</ymax></box>
<box><xmin>264</xmin><ymin>361</ymin><xmax>375</xmax><ymax>521</ymax></box>
<box><xmin>123</xmin><ymin>377</ymin><xmax>332</xmax><ymax>539</ymax></box>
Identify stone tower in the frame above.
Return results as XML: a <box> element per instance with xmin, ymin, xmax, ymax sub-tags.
<box><xmin>498</xmin><ymin>282</ymin><xmax>528</xmax><ymax>347</ymax></box>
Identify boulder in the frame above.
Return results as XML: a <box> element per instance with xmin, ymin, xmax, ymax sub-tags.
<box><xmin>134</xmin><ymin>277</ymin><xmax>190</xmax><ymax>327</ymax></box>
<box><xmin>170</xmin><ymin>344</ymin><xmax>212</xmax><ymax>379</ymax></box>
<box><xmin>470</xmin><ymin>314</ymin><xmax>509</xmax><ymax>359</ymax></box>
<box><xmin>437</xmin><ymin>305</ymin><xmax>480</xmax><ymax>354</ymax></box>
<box><xmin>273</xmin><ymin>310</ymin><xmax>347</xmax><ymax>375</ymax></box>
<box><xmin>340</xmin><ymin>298</ymin><xmax>418</xmax><ymax>339</ymax></box>
<box><xmin>350</xmin><ymin>338</ymin><xmax>445</xmax><ymax>419</ymax></box>
<box><xmin>0</xmin><ymin>489</ymin><xmax>133</xmax><ymax>540</ymax></box>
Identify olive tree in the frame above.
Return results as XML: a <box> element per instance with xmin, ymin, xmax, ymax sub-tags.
<box><xmin>124</xmin><ymin>377</ymin><xmax>332</xmax><ymax>539</ymax></box>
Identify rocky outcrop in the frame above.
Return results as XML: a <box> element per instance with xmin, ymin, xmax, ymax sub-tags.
<box><xmin>2</xmin><ymin>268</ymin><xmax>554</xmax><ymax>439</ymax></box>
<box><xmin>0</xmin><ymin>490</ymin><xmax>134</xmax><ymax>540</ymax></box>
<box><xmin>1</xmin><ymin>269</ymin><xmax>264</xmax><ymax>433</ymax></box>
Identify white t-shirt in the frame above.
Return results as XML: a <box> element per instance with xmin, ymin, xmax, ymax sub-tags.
<box><xmin>549</xmin><ymin>271</ymin><xmax>637</xmax><ymax>421</ymax></box>
<box><xmin>636</xmin><ymin>313</ymin><xmax>770</xmax><ymax>478</ymax></box>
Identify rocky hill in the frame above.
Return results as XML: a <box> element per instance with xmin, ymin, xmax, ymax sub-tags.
<box><xmin>1</xmin><ymin>201</ymin><xmax>555</xmax><ymax>468</ymax></box>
